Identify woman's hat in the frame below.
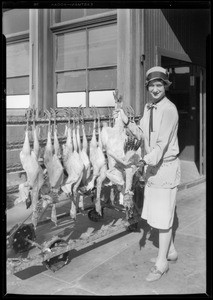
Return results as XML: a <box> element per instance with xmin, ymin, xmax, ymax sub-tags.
<box><xmin>145</xmin><ymin>66</ymin><xmax>172</xmax><ymax>87</ymax></box>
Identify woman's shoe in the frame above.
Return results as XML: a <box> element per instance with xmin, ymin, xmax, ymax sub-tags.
<box><xmin>146</xmin><ymin>263</ymin><xmax>169</xmax><ymax>282</ymax></box>
<box><xmin>150</xmin><ymin>250</ymin><xmax>178</xmax><ymax>264</ymax></box>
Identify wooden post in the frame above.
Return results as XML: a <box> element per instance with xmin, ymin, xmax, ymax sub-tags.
<box><xmin>29</xmin><ymin>9</ymin><xmax>54</xmax><ymax>114</ymax></box>
<box><xmin>117</xmin><ymin>9</ymin><xmax>145</xmax><ymax>116</ymax></box>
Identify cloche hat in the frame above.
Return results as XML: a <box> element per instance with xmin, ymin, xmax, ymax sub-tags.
<box><xmin>145</xmin><ymin>66</ymin><xmax>172</xmax><ymax>87</ymax></box>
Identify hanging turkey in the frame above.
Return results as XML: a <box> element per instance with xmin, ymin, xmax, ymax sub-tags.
<box><xmin>101</xmin><ymin>90</ymin><xmax>143</xmax><ymax>208</ymax></box>
<box><xmin>18</xmin><ymin>108</ymin><xmax>44</xmax><ymax>228</ymax></box>
<box><xmin>85</xmin><ymin>107</ymin><xmax>107</xmax><ymax>216</ymax></box>
<box><xmin>61</xmin><ymin>109</ymin><xmax>84</xmax><ymax>219</ymax></box>
<box><xmin>77</xmin><ymin>107</ymin><xmax>91</xmax><ymax>187</ymax></box>
<box><xmin>43</xmin><ymin>108</ymin><xmax>64</xmax><ymax>225</ymax></box>
<box><xmin>43</xmin><ymin>109</ymin><xmax>64</xmax><ymax>189</ymax></box>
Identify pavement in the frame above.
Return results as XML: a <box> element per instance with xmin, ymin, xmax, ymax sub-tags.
<box><xmin>4</xmin><ymin>180</ymin><xmax>208</xmax><ymax>296</ymax></box>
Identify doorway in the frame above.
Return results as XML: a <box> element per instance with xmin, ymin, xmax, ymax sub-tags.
<box><xmin>161</xmin><ymin>56</ymin><xmax>206</xmax><ymax>175</ymax></box>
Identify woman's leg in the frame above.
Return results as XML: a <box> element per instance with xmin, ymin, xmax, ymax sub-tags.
<box><xmin>155</xmin><ymin>227</ymin><xmax>172</xmax><ymax>268</ymax></box>
<box><xmin>168</xmin><ymin>234</ymin><xmax>176</xmax><ymax>254</ymax></box>
<box><xmin>145</xmin><ymin>227</ymin><xmax>171</xmax><ymax>281</ymax></box>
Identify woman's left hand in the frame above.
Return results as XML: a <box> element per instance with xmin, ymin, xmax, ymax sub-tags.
<box><xmin>113</xmin><ymin>108</ymin><xmax>129</xmax><ymax>125</ymax></box>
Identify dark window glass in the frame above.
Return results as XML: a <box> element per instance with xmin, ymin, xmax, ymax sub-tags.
<box><xmin>88</xmin><ymin>24</ymin><xmax>117</xmax><ymax>67</ymax></box>
<box><xmin>57</xmin><ymin>71</ymin><xmax>86</xmax><ymax>92</ymax></box>
<box><xmin>56</xmin><ymin>31</ymin><xmax>86</xmax><ymax>71</ymax></box>
<box><xmin>53</xmin><ymin>9</ymin><xmax>115</xmax><ymax>23</ymax></box>
<box><xmin>54</xmin><ymin>9</ymin><xmax>85</xmax><ymax>23</ymax></box>
<box><xmin>7</xmin><ymin>42</ymin><xmax>29</xmax><ymax>77</ymax></box>
<box><xmin>7</xmin><ymin>77</ymin><xmax>29</xmax><ymax>95</ymax></box>
<box><xmin>3</xmin><ymin>9</ymin><xmax>29</xmax><ymax>35</ymax></box>
<box><xmin>89</xmin><ymin>68</ymin><xmax>117</xmax><ymax>90</ymax></box>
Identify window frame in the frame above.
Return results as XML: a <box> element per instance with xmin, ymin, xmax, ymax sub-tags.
<box><xmin>50</xmin><ymin>10</ymin><xmax>117</xmax><ymax>108</ymax></box>
<box><xmin>5</xmin><ymin>30</ymin><xmax>30</xmax><ymax>114</ymax></box>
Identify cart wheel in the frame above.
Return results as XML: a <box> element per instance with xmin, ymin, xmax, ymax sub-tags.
<box><xmin>11</xmin><ymin>224</ymin><xmax>36</xmax><ymax>253</ymax></box>
<box><xmin>44</xmin><ymin>239</ymin><xmax>69</xmax><ymax>272</ymax></box>
<box><xmin>88</xmin><ymin>208</ymin><xmax>104</xmax><ymax>222</ymax></box>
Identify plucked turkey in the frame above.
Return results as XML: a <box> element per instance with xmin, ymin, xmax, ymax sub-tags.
<box><xmin>19</xmin><ymin>109</ymin><xmax>44</xmax><ymax>228</ymax></box>
<box><xmin>43</xmin><ymin>110</ymin><xmax>64</xmax><ymax>189</ymax></box>
<box><xmin>61</xmin><ymin>111</ymin><xmax>84</xmax><ymax>219</ymax></box>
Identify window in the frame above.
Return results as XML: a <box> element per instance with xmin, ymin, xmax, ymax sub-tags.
<box><xmin>53</xmin><ymin>8</ymin><xmax>116</xmax><ymax>23</ymax></box>
<box><xmin>3</xmin><ymin>9</ymin><xmax>29</xmax><ymax>35</ymax></box>
<box><xmin>3</xmin><ymin>9</ymin><xmax>30</xmax><ymax>109</ymax></box>
<box><xmin>55</xmin><ymin>23</ymin><xmax>117</xmax><ymax>108</ymax></box>
<box><xmin>6</xmin><ymin>41</ymin><xmax>30</xmax><ymax>109</ymax></box>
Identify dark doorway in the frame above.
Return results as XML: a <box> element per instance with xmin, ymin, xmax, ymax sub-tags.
<box><xmin>161</xmin><ymin>56</ymin><xmax>202</xmax><ymax>172</ymax></box>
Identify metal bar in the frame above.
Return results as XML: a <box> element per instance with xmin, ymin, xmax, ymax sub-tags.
<box><xmin>7</xmin><ymin>115</ymin><xmax>141</xmax><ymax>125</ymax></box>
<box><xmin>7</xmin><ymin>217</ymin><xmax>133</xmax><ymax>275</ymax></box>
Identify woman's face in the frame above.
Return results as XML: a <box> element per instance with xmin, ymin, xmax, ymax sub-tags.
<box><xmin>148</xmin><ymin>79</ymin><xmax>166</xmax><ymax>102</ymax></box>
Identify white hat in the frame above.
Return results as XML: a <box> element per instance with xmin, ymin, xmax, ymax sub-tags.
<box><xmin>145</xmin><ymin>66</ymin><xmax>172</xmax><ymax>87</ymax></box>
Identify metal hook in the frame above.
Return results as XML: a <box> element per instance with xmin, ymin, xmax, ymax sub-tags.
<box><xmin>25</xmin><ymin>108</ymin><xmax>32</xmax><ymax>130</ymax></box>
<box><xmin>44</xmin><ymin>109</ymin><xmax>51</xmax><ymax>127</ymax></box>
<box><xmin>50</xmin><ymin>108</ymin><xmax>57</xmax><ymax>127</ymax></box>
<box><xmin>81</xmin><ymin>107</ymin><xmax>85</xmax><ymax>124</ymax></box>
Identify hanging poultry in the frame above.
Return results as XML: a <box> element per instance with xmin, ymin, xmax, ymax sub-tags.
<box><xmin>43</xmin><ymin>108</ymin><xmax>64</xmax><ymax>225</ymax></box>
<box><xmin>101</xmin><ymin>91</ymin><xmax>143</xmax><ymax>207</ymax></box>
<box><xmin>43</xmin><ymin>109</ymin><xmax>64</xmax><ymax>189</ymax></box>
<box><xmin>19</xmin><ymin>109</ymin><xmax>41</xmax><ymax>190</ymax></box>
<box><xmin>86</xmin><ymin>107</ymin><xmax>107</xmax><ymax>215</ymax></box>
<box><xmin>100</xmin><ymin>91</ymin><xmax>128</xmax><ymax>188</ymax></box>
<box><xmin>61</xmin><ymin>109</ymin><xmax>84</xmax><ymax>219</ymax></box>
<box><xmin>77</xmin><ymin>107</ymin><xmax>91</xmax><ymax>186</ymax></box>
<box><xmin>105</xmin><ymin>103</ymin><xmax>143</xmax><ymax>223</ymax></box>
<box><xmin>18</xmin><ymin>108</ymin><xmax>44</xmax><ymax>228</ymax></box>
<box><xmin>90</xmin><ymin>108</ymin><xmax>108</xmax><ymax>215</ymax></box>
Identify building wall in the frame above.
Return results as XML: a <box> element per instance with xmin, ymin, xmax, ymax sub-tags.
<box><xmin>144</xmin><ymin>9</ymin><xmax>210</xmax><ymax>69</ymax></box>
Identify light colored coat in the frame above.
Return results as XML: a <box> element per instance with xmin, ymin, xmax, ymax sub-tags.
<box><xmin>128</xmin><ymin>97</ymin><xmax>181</xmax><ymax>188</ymax></box>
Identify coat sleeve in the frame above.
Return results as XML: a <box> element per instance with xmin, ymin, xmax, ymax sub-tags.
<box><xmin>143</xmin><ymin>105</ymin><xmax>178</xmax><ymax>166</ymax></box>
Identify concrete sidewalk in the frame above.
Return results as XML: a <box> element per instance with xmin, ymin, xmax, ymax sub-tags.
<box><xmin>6</xmin><ymin>182</ymin><xmax>206</xmax><ymax>296</ymax></box>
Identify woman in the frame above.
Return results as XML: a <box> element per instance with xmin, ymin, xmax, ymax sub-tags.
<box><xmin>118</xmin><ymin>66</ymin><xmax>181</xmax><ymax>282</ymax></box>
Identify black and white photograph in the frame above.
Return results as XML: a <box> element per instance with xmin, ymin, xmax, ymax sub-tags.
<box><xmin>2</xmin><ymin>1</ymin><xmax>211</xmax><ymax>297</ymax></box>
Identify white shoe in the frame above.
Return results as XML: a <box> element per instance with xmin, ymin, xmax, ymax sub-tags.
<box><xmin>146</xmin><ymin>262</ymin><xmax>169</xmax><ymax>282</ymax></box>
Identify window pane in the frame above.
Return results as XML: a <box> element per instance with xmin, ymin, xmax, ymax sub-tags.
<box><xmin>174</xmin><ymin>67</ymin><xmax>190</xmax><ymax>74</ymax></box>
<box><xmin>6</xmin><ymin>95</ymin><xmax>30</xmax><ymax>109</ymax></box>
<box><xmin>57</xmin><ymin>71</ymin><xmax>86</xmax><ymax>92</ymax></box>
<box><xmin>89</xmin><ymin>90</ymin><xmax>115</xmax><ymax>107</ymax></box>
<box><xmin>7</xmin><ymin>76</ymin><xmax>29</xmax><ymax>95</ymax></box>
<box><xmin>89</xmin><ymin>24</ymin><xmax>117</xmax><ymax>67</ymax></box>
<box><xmin>3</xmin><ymin>9</ymin><xmax>29</xmax><ymax>35</ymax></box>
<box><xmin>7</xmin><ymin>42</ymin><xmax>29</xmax><ymax>77</ymax></box>
<box><xmin>57</xmin><ymin>92</ymin><xmax>86</xmax><ymax>107</ymax></box>
<box><xmin>54</xmin><ymin>9</ymin><xmax>85</xmax><ymax>23</ymax></box>
<box><xmin>56</xmin><ymin>31</ymin><xmax>86</xmax><ymax>71</ymax></box>
<box><xmin>89</xmin><ymin>68</ymin><xmax>117</xmax><ymax>90</ymax></box>
<box><xmin>86</xmin><ymin>9</ymin><xmax>116</xmax><ymax>16</ymax></box>
<box><xmin>53</xmin><ymin>9</ymin><xmax>116</xmax><ymax>23</ymax></box>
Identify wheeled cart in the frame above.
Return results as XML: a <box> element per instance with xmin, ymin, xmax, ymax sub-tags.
<box><xmin>7</xmin><ymin>186</ymin><xmax>143</xmax><ymax>275</ymax></box>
